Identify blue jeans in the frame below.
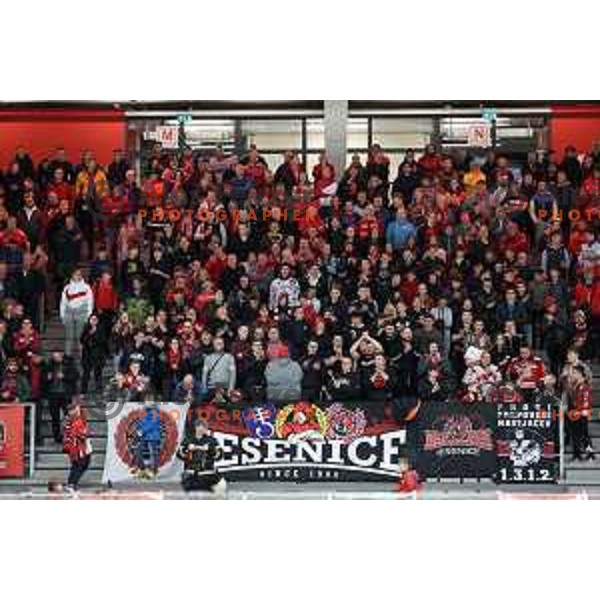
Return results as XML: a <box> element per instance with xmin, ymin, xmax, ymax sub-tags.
<box><xmin>135</xmin><ymin>439</ymin><xmax>161</xmax><ymax>471</ymax></box>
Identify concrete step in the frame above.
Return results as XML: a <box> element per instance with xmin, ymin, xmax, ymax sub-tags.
<box><xmin>565</xmin><ymin>470</ymin><xmax>600</xmax><ymax>485</ymax></box>
<box><xmin>29</xmin><ymin>468</ymin><xmax>102</xmax><ymax>483</ymax></box>
<box><xmin>36</xmin><ymin>453</ymin><xmax>106</xmax><ymax>470</ymax></box>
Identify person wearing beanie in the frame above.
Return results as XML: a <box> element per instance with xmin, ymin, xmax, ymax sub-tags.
<box><xmin>60</xmin><ymin>268</ymin><xmax>94</xmax><ymax>359</ymax></box>
<box><xmin>265</xmin><ymin>344</ymin><xmax>303</xmax><ymax>404</ymax></box>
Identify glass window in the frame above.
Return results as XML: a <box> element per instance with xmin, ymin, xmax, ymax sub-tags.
<box><xmin>180</xmin><ymin>119</ymin><xmax>236</xmax><ymax>152</ymax></box>
<box><xmin>347</xmin><ymin>118</ymin><xmax>368</xmax><ymax>150</ymax></box>
<box><xmin>306</xmin><ymin>118</ymin><xmax>324</xmax><ymax>150</ymax></box>
<box><xmin>372</xmin><ymin>118</ymin><xmax>432</xmax><ymax>150</ymax></box>
<box><xmin>495</xmin><ymin>116</ymin><xmax>547</xmax><ymax>154</ymax></box>
<box><xmin>440</xmin><ymin>117</ymin><xmax>488</xmax><ymax>148</ymax></box>
<box><xmin>241</xmin><ymin>119</ymin><xmax>302</xmax><ymax>151</ymax></box>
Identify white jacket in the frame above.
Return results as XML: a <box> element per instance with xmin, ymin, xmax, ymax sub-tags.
<box><xmin>60</xmin><ymin>280</ymin><xmax>94</xmax><ymax>321</ymax></box>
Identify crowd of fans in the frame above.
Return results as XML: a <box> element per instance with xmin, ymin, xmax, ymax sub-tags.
<box><xmin>0</xmin><ymin>138</ymin><xmax>599</xmax><ymax>464</ymax></box>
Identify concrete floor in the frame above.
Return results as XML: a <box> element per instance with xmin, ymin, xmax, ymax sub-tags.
<box><xmin>0</xmin><ymin>480</ymin><xmax>597</xmax><ymax>499</ymax></box>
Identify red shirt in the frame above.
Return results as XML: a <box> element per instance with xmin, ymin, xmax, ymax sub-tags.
<box><xmin>507</xmin><ymin>356</ymin><xmax>546</xmax><ymax>389</ymax></box>
<box><xmin>63</xmin><ymin>417</ymin><xmax>89</xmax><ymax>460</ymax></box>
<box><xmin>500</xmin><ymin>230</ymin><xmax>529</xmax><ymax>256</ymax></box>
<box><xmin>47</xmin><ymin>181</ymin><xmax>74</xmax><ymax>208</ymax></box>
<box><xmin>418</xmin><ymin>154</ymin><xmax>441</xmax><ymax>176</ymax></box>
<box><xmin>93</xmin><ymin>281</ymin><xmax>120</xmax><ymax>311</ymax></box>
<box><xmin>357</xmin><ymin>215</ymin><xmax>381</xmax><ymax>239</ymax></box>
<box><xmin>0</xmin><ymin>228</ymin><xmax>29</xmax><ymax>250</ymax></box>
<box><xmin>573</xmin><ymin>382</ymin><xmax>592</xmax><ymax>417</ymax></box>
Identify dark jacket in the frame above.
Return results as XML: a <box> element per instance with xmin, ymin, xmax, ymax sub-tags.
<box><xmin>325</xmin><ymin>370</ymin><xmax>360</xmax><ymax>404</ymax></box>
<box><xmin>391</xmin><ymin>347</ymin><xmax>421</xmax><ymax>397</ymax></box>
<box><xmin>42</xmin><ymin>356</ymin><xmax>79</xmax><ymax>397</ymax></box>
<box><xmin>177</xmin><ymin>432</ymin><xmax>222</xmax><ymax>473</ymax></box>
<box><xmin>81</xmin><ymin>325</ymin><xmax>109</xmax><ymax>367</ymax></box>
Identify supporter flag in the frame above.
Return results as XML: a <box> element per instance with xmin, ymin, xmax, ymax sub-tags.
<box><xmin>0</xmin><ymin>404</ymin><xmax>26</xmax><ymax>478</ymax></box>
<box><xmin>102</xmin><ymin>402</ymin><xmax>188</xmax><ymax>484</ymax></box>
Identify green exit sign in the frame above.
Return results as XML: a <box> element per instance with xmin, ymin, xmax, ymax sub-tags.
<box><xmin>482</xmin><ymin>108</ymin><xmax>497</xmax><ymax>122</ymax></box>
<box><xmin>177</xmin><ymin>114</ymin><xmax>193</xmax><ymax>124</ymax></box>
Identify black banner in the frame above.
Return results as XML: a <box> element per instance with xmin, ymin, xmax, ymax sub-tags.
<box><xmin>495</xmin><ymin>403</ymin><xmax>558</xmax><ymax>483</ymax></box>
<box><xmin>411</xmin><ymin>403</ymin><xmax>497</xmax><ymax>479</ymax></box>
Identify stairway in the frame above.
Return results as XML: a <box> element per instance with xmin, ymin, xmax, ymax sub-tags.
<box><xmin>34</xmin><ymin>312</ymin><xmax>110</xmax><ymax>486</ymax></box>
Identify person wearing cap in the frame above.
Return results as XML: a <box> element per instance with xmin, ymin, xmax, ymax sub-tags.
<box><xmin>176</xmin><ymin>420</ymin><xmax>226</xmax><ymax>494</ymax></box>
<box><xmin>265</xmin><ymin>344</ymin><xmax>303</xmax><ymax>404</ymax></box>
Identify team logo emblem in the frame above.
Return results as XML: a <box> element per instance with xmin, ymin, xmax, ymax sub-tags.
<box><xmin>275</xmin><ymin>402</ymin><xmax>329</xmax><ymax>442</ymax></box>
<box><xmin>243</xmin><ymin>404</ymin><xmax>277</xmax><ymax>439</ymax></box>
<box><xmin>508</xmin><ymin>429</ymin><xmax>543</xmax><ymax>467</ymax></box>
<box><xmin>114</xmin><ymin>408</ymin><xmax>179</xmax><ymax>478</ymax></box>
<box><xmin>424</xmin><ymin>415</ymin><xmax>494</xmax><ymax>453</ymax></box>
<box><xmin>325</xmin><ymin>403</ymin><xmax>367</xmax><ymax>443</ymax></box>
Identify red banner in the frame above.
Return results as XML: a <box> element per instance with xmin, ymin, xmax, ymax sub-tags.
<box><xmin>0</xmin><ymin>404</ymin><xmax>25</xmax><ymax>478</ymax></box>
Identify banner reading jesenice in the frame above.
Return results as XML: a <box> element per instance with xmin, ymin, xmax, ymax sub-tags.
<box><xmin>0</xmin><ymin>404</ymin><xmax>25</xmax><ymax>478</ymax></box>
<box><xmin>203</xmin><ymin>402</ymin><xmax>407</xmax><ymax>482</ymax></box>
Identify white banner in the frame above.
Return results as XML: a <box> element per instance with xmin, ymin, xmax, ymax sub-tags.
<box><xmin>102</xmin><ymin>402</ymin><xmax>188</xmax><ymax>484</ymax></box>
<box><xmin>156</xmin><ymin>125</ymin><xmax>179</xmax><ymax>149</ymax></box>
<box><xmin>467</xmin><ymin>123</ymin><xmax>492</xmax><ymax>148</ymax></box>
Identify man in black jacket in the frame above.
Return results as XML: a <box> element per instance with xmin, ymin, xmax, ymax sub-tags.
<box><xmin>42</xmin><ymin>351</ymin><xmax>79</xmax><ymax>443</ymax></box>
<box><xmin>177</xmin><ymin>420</ymin><xmax>226</xmax><ymax>494</ymax></box>
<box><xmin>8</xmin><ymin>252</ymin><xmax>45</xmax><ymax>329</ymax></box>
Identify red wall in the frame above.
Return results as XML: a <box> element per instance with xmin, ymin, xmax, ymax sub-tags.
<box><xmin>0</xmin><ymin>108</ymin><xmax>126</xmax><ymax>170</ymax></box>
<box><xmin>550</xmin><ymin>104</ymin><xmax>600</xmax><ymax>155</ymax></box>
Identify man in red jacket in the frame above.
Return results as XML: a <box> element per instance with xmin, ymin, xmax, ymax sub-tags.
<box><xmin>93</xmin><ymin>271</ymin><xmax>120</xmax><ymax>335</ymax></box>
<box><xmin>417</xmin><ymin>144</ymin><xmax>441</xmax><ymax>177</ymax></box>
<box><xmin>506</xmin><ymin>345</ymin><xmax>546</xmax><ymax>400</ymax></box>
<box><xmin>570</xmin><ymin>364</ymin><xmax>594</xmax><ymax>461</ymax></box>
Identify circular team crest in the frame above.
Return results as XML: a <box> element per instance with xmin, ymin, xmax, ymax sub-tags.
<box><xmin>275</xmin><ymin>402</ymin><xmax>329</xmax><ymax>441</ymax></box>
<box><xmin>325</xmin><ymin>403</ymin><xmax>367</xmax><ymax>443</ymax></box>
<box><xmin>114</xmin><ymin>408</ymin><xmax>179</xmax><ymax>473</ymax></box>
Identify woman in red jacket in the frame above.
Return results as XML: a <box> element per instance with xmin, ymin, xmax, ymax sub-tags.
<box><xmin>62</xmin><ymin>400</ymin><xmax>92</xmax><ymax>491</ymax></box>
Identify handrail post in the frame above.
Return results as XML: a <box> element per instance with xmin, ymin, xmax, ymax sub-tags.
<box><xmin>559</xmin><ymin>394</ymin><xmax>566</xmax><ymax>484</ymax></box>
